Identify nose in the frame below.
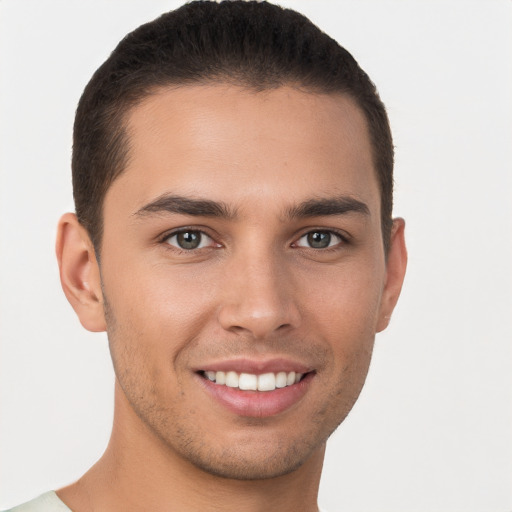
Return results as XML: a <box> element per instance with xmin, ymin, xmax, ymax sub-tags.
<box><xmin>217</xmin><ymin>250</ymin><xmax>301</xmax><ymax>339</ymax></box>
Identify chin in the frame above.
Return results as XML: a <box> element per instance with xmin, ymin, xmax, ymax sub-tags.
<box><xmin>182</xmin><ymin>443</ymin><xmax>316</xmax><ymax>481</ymax></box>
<box><xmin>164</xmin><ymin>418</ymin><xmax>333</xmax><ymax>482</ymax></box>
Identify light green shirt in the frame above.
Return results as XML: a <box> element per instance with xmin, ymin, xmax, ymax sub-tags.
<box><xmin>4</xmin><ymin>491</ymin><xmax>329</xmax><ymax>511</ymax></box>
<box><xmin>3</xmin><ymin>492</ymin><xmax>71</xmax><ymax>512</ymax></box>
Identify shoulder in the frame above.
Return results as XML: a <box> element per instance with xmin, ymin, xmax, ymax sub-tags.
<box><xmin>2</xmin><ymin>492</ymin><xmax>71</xmax><ymax>512</ymax></box>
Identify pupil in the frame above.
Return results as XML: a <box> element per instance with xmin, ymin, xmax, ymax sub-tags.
<box><xmin>177</xmin><ymin>231</ymin><xmax>201</xmax><ymax>249</ymax></box>
<box><xmin>307</xmin><ymin>231</ymin><xmax>330</xmax><ymax>248</ymax></box>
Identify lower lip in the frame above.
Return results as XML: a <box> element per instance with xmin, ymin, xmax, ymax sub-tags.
<box><xmin>197</xmin><ymin>373</ymin><xmax>314</xmax><ymax>418</ymax></box>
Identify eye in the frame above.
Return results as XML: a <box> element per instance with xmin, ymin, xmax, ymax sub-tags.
<box><xmin>164</xmin><ymin>230</ymin><xmax>216</xmax><ymax>250</ymax></box>
<box><xmin>295</xmin><ymin>230</ymin><xmax>344</xmax><ymax>249</ymax></box>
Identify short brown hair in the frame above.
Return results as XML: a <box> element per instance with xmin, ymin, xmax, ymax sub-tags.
<box><xmin>72</xmin><ymin>0</ymin><xmax>394</xmax><ymax>253</ymax></box>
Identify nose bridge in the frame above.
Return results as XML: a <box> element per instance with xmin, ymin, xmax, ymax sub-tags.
<box><xmin>218</xmin><ymin>242</ymin><xmax>300</xmax><ymax>338</ymax></box>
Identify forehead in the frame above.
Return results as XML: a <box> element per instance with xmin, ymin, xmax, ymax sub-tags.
<box><xmin>109</xmin><ymin>84</ymin><xmax>378</xmax><ymax>215</ymax></box>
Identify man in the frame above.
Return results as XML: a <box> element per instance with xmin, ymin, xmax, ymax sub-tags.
<box><xmin>5</xmin><ymin>1</ymin><xmax>406</xmax><ymax>510</ymax></box>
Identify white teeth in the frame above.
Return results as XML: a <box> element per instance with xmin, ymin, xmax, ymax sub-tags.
<box><xmin>239</xmin><ymin>373</ymin><xmax>258</xmax><ymax>391</ymax></box>
<box><xmin>257</xmin><ymin>372</ymin><xmax>276</xmax><ymax>391</ymax></box>
<box><xmin>204</xmin><ymin>370</ymin><xmax>304</xmax><ymax>391</ymax></box>
<box><xmin>225</xmin><ymin>371</ymin><xmax>239</xmax><ymax>388</ymax></box>
<box><xmin>275</xmin><ymin>371</ymin><xmax>287</xmax><ymax>388</ymax></box>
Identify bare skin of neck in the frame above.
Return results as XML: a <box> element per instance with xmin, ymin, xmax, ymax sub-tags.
<box><xmin>57</xmin><ymin>383</ymin><xmax>324</xmax><ymax>512</ymax></box>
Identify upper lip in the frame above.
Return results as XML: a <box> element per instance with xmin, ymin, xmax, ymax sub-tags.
<box><xmin>194</xmin><ymin>357</ymin><xmax>313</xmax><ymax>375</ymax></box>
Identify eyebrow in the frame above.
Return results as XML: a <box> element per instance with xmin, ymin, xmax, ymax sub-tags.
<box><xmin>133</xmin><ymin>194</ymin><xmax>237</xmax><ymax>219</ymax></box>
<box><xmin>285</xmin><ymin>196</ymin><xmax>370</xmax><ymax>219</ymax></box>
<box><xmin>133</xmin><ymin>193</ymin><xmax>370</xmax><ymax>221</ymax></box>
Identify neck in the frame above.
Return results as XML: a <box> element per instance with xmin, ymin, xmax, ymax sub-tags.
<box><xmin>58</xmin><ymin>383</ymin><xmax>324</xmax><ymax>512</ymax></box>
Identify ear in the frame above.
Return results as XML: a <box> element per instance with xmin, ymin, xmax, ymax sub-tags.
<box><xmin>376</xmin><ymin>218</ymin><xmax>407</xmax><ymax>332</ymax></box>
<box><xmin>55</xmin><ymin>213</ymin><xmax>106</xmax><ymax>332</ymax></box>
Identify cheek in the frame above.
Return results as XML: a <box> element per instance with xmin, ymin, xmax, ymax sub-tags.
<box><xmin>110</xmin><ymin>258</ymin><xmax>217</xmax><ymax>324</ymax></box>
<box><xmin>297</xmin><ymin>261</ymin><xmax>383</xmax><ymax>397</ymax></box>
<box><xmin>102</xmin><ymin>259</ymin><xmax>220</xmax><ymax>374</ymax></box>
<box><xmin>300</xmin><ymin>261</ymin><xmax>384</xmax><ymax>336</ymax></box>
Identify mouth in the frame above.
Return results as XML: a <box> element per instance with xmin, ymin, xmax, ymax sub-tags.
<box><xmin>195</xmin><ymin>362</ymin><xmax>315</xmax><ymax>418</ymax></box>
<box><xmin>200</xmin><ymin>370</ymin><xmax>306</xmax><ymax>391</ymax></box>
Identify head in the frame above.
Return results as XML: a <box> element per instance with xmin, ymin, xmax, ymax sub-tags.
<box><xmin>58</xmin><ymin>1</ymin><xmax>406</xmax><ymax>483</ymax></box>
<box><xmin>72</xmin><ymin>0</ymin><xmax>394</xmax><ymax>256</ymax></box>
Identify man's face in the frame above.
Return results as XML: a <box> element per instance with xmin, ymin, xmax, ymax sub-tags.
<box><xmin>98</xmin><ymin>84</ymin><xmax>392</xmax><ymax>479</ymax></box>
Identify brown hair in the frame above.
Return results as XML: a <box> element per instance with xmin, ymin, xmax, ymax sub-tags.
<box><xmin>72</xmin><ymin>0</ymin><xmax>394</xmax><ymax>253</ymax></box>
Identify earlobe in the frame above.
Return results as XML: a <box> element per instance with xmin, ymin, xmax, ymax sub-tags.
<box><xmin>376</xmin><ymin>218</ymin><xmax>407</xmax><ymax>333</ymax></box>
<box><xmin>56</xmin><ymin>213</ymin><xmax>106</xmax><ymax>332</ymax></box>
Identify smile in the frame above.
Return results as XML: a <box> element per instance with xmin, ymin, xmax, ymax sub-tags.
<box><xmin>202</xmin><ymin>370</ymin><xmax>304</xmax><ymax>391</ymax></box>
<box><xmin>196</xmin><ymin>359</ymin><xmax>314</xmax><ymax>417</ymax></box>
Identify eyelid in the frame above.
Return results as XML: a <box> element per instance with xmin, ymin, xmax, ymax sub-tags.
<box><xmin>159</xmin><ymin>226</ymin><xmax>221</xmax><ymax>250</ymax></box>
<box><xmin>293</xmin><ymin>228</ymin><xmax>349</xmax><ymax>248</ymax></box>
<box><xmin>156</xmin><ymin>226</ymin><xmax>349</xmax><ymax>251</ymax></box>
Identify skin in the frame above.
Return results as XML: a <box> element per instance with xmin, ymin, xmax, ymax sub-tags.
<box><xmin>55</xmin><ymin>84</ymin><xmax>407</xmax><ymax>512</ymax></box>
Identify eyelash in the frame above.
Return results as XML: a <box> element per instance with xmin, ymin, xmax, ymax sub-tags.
<box><xmin>158</xmin><ymin>227</ymin><xmax>350</xmax><ymax>253</ymax></box>
<box><xmin>159</xmin><ymin>227</ymin><xmax>220</xmax><ymax>254</ymax></box>
<box><xmin>293</xmin><ymin>229</ymin><xmax>349</xmax><ymax>251</ymax></box>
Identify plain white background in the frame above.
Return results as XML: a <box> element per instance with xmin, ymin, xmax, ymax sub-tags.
<box><xmin>1</xmin><ymin>1</ymin><xmax>511</xmax><ymax>511</ymax></box>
